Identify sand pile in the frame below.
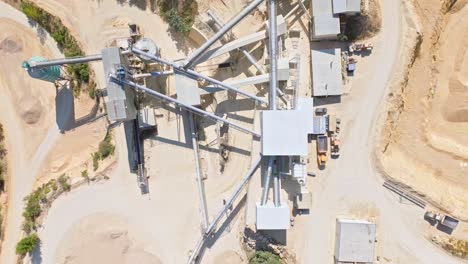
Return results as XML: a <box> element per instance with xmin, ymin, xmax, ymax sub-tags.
<box><xmin>379</xmin><ymin>0</ymin><xmax>468</xmax><ymax>218</ymax></box>
<box><xmin>19</xmin><ymin>96</ymin><xmax>42</xmax><ymax>124</ymax></box>
<box><xmin>0</xmin><ymin>36</ymin><xmax>22</xmax><ymax>53</ymax></box>
<box><xmin>55</xmin><ymin>213</ymin><xmax>161</xmax><ymax>264</ymax></box>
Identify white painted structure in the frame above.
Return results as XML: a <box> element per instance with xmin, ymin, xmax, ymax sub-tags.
<box><xmin>311</xmin><ymin>48</ymin><xmax>343</xmax><ymax>96</ymax></box>
<box><xmin>333</xmin><ymin>0</ymin><xmax>361</xmax><ymax>15</ymax></box>
<box><xmin>196</xmin><ymin>15</ymin><xmax>287</xmax><ymax>63</ymax></box>
<box><xmin>310</xmin><ymin>0</ymin><xmax>340</xmax><ymax>40</ymax></box>
<box><xmin>175</xmin><ymin>71</ymin><xmax>201</xmax><ymax>106</ymax></box>
<box><xmin>335</xmin><ymin>219</ymin><xmax>376</xmax><ymax>264</ymax></box>
<box><xmin>256</xmin><ymin>203</ymin><xmax>290</xmax><ymax>230</ymax></box>
<box><xmin>261</xmin><ymin>110</ymin><xmax>308</xmax><ymax>156</ymax></box>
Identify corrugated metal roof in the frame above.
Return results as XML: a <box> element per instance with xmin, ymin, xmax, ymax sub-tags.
<box><xmin>335</xmin><ymin>219</ymin><xmax>376</xmax><ymax>263</ymax></box>
<box><xmin>311</xmin><ymin>48</ymin><xmax>343</xmax><ymax>96</ymax></box>
<box><xmin>313</xmin><ymin>116</ymin><xmax>327</xmax><ymax>134</ymax></box>
<box><xmin>102</xmin><ymin>47</ymin><xmax>137</xmax><ymax>121</ymax></box>
<box><xmin>312</xmin><ymin>14</ymin><xmax>341</xmax><ymax>38</ymax></box>
<box><xmin>297</xmin><ymin>98</ymin><xmax>315</xmax><ymax>134</ymax></box>
<box><xmin>333</xmin><ymin>0</ymin><xmax>361</xmax><ymax>14</ymax></box>
<box><xmin>311</xmin><ymin>0</ymin><xmax>340</xmax><ymax>38</ymax></box>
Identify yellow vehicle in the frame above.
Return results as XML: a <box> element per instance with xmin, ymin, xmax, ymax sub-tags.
<box><xmin>317</xmin><ymin>135</ymin><xmax>328</xmax><ymax>167</ymax></box>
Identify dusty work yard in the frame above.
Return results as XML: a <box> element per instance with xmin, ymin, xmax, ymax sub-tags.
<box><xmin>2</xmin><ymin>0</ymin><xmax>288</xmax><ymax>263</ymax></box>
<box><xmin>0</xmin><ymin>2</ymin><xmax>109</xmax><ymax>263</ymax></box>
<box><xmin>379</xmin><ymin>0</ymin><xmax>468</xmax><ymax>220</ymax></box>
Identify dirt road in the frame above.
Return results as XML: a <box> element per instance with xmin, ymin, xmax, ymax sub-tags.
<box><xmin>0</xmin><ymin>3</ymin><xmax>62</xmax><ymax>263</ymax></box>
<box><xmin>301</xmin><ymin>1</ymin><xmax>461</xmax><ymax>263</ymax></box>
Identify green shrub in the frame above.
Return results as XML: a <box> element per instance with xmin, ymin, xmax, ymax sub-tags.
<box><xmin>98</xmin><ymin>133</ymin><xmax>115</xmax><ymax>160</ymax></box>
<box><xmin>22</xmin><ymin>193</ymin><xmax>42</xmax><ymax>224</ymax></box>
<box><xmin>88</xmin><ymin>81</ymin><xmax>97</xmax><ymax>99</ymax></box>
<box><xmin>81</xmin><ymin>169</ymin><xmax>88</xmax><ymax>179</ymax></box>
<box><xmin>16</xmin><ymin>233</ymin><xmax>39</xmax><ymax>255</ymax></box>
<box><xmin>20</xmin><ymin>1</ymin><xmax>94</xmax><ymax>92</ymax></box>
<box><xmin>58</xmin><ymin>174</ymin><xmax>71</xmax><ymax>191</ymax></box>
<box><xmin>92</xmin><ymin>153</ymin><xmax>99</xmax><ymax>171</ymax></box>
<box><xmin>250</xmin><ymin>251</ymin><xmax>282</xmax><ymax>264</ymax></box>
<box><xmin>158</xmin><ymin>0</ymin><xmax>197</xmax><ymax>34</ymax></box>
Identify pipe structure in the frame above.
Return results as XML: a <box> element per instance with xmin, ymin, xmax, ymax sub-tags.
<box><xmin>260</xmin><ymin>157</ymin><xmax>274</xmax><ymax>205</ymax></box>
<box><xmin>207</xmin><ymin>10</ymin><xmax>266</xmax><ymax>74</ymax></box>
<box><xmin>273</xmin><ymin>159</ymin><xmax>280</xmax><ymax>206</ymax></box>
<box><xmin>25</xmin><ymin>49</ymin><xmax>134</xmax><ymax>69</ymax></box>
<box><xmin>188</xmin><ymin>112</ymin><xmax>210</xmax><ymax>230</ymax></box>
<box><xmin>132</xmin><ymin>48</ymin><xmax>268</xmax><ymax>105</ymax></box>
<box><xmin>268</xmin><ymin>0</ymin><xmax>278</xmax><ymax>111</ymax></box>
<box><xmin>284</xmin><ymin>0</ymin><xmax>307</xmax><ymax>19</ymax></box>
<box><xmin>26</xmin><ymin>54</ymin><xmax>103</xmax><ymax>69</ymax></box>
<box><xmin>111</xmin><ymin>76</ymin><xmax>261</xmax><ymax>137</ymax></box>
<box><xmin>207</xmin><ymin>9</ymin><xmax>288</xmax><ymax>100</ymax></box>
<box><xmin>184</xmin><ymin>0</ymin><xmax>264</xmax><ymax>69</ymax></box>
<box><xmin>268</xmin><ymin>0</ymin><xmax>282</xmax><ymax>208</ymax></box>
<box><xmin>132</xmin><ymin>71</ymin><xmax>173</xmax><ymax>79</ymax></box>
<box><xmin>187</xmin><ymin>157</ymin><xmax>262</xmax><ymax>264</ymax></box>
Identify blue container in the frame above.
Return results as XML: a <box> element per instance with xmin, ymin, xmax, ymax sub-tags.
<box><xmin>22</xmin><ymin>56</ymin><xmax>61</xmax><ymax>82</ymax></box>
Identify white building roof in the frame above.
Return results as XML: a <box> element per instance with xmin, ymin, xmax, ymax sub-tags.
<box><xmin>311</xmin><ymin>48</ymin><xmax>343</xmax><ymax>96</ymax></box>
<box><xmin>175</xmin><ymin>71</ymin><xmax>201</xmax><ymax>106</ymax></box>
<box><xmin>335</xmin><ymin>219</ymin><xmax>376</xmax><ymax>263</ymax></box>
<box><xmin>297</xmin><ymin>98</ymin><xmax>314</xmax><ymax>134</ymax></box>
<box><xmin>333</xmin><ymin>0</ymin><xmax>361</xmax><ymax>14</ymax></box>
<box><xmin>261</xmin><ymin>110</ymin><xmax>308</xmax><ymax>156</ymax></box>
<box><xmin>102</xmin><ymin>47</ymin><xmax>137</xmax><ymax>122</ymax></box>
<box><xmin>311</xmin><ymin>0</ymin><xmax>340</xmax><ymax>39</ymax></box>
<box><xmin>256</xmin><ymin>203</ymin><xmax>290</xmax><ymax>230</ymax></box>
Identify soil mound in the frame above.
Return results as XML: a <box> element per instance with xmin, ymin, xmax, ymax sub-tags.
<box><xmin>0</xmin><ymin>36</ymin><xmax>22</xmax><ymax>53</ymax></box>
<box><xmin>19</xmin><ymin>96</ymin><xmax>42</xmax><ymax>124</ymax></box>
<box><xmin>56</xmin><ymin>213</ymin><xmax>161</xmax><ymax>264</ymax></box>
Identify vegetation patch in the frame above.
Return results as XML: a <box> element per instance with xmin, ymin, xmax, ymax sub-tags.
<box><xmin>16</xmin><ymin>233</ymin><xmax>39</xmax><ymax>256</ymax></box>
<box><xmin>442</xmin><ymin>238</ymin><xmax>468</xmax><ymax>258</ymax></box>
<box><xmin>0</xmin><ymin>124</ymin><xmax>7</xmax><ymax>242</ymax></box>
<box><xmin>20</xmin><ymin>1</ymin><xmax>95</xmax><ymax>97</ymax></box>
<box><xmin>92</xmin><ymin>133</ymin><xmax>115</xmax><ymax>171</ymax></box>
<box><xmin>249</xmin><ymin>251</ymin><xmax>282</xmax><ymax>264</ymax></box>
<box><xmin>158</xmin><ymin>0</ymin><xmax>198</xmax><ymax>34</ymax></box>
<box><xmin>0</xmin><ymin>124</ymin><xmax>6</xmax><ymax>190</ymax></box>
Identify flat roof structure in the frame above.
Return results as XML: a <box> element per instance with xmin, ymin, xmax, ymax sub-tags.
<box><xmin>311</xmin><ymin>0</ymin><xmax>341</xmax><ymax>40</ymax></box>
<box><xmin>102</xmin><ymin>47</ymin><xmax>137</xmax><ymax>122</ymax></box>
<box><xmin>297</xmin><ymin>98</ymin><xmax>314</xmax><ymax>133</ymax></box>
<box><xmin>335</xmin><ymin>219</ymin><xmax>376</xmax><ymax>264</ymax></box>
<box><xmin>256</xmin><ymin>203</ymin><xmax>290</xmax><ymax>230</ymax></box>
<box><xmin>261</xmin><ymin>110</ymin><xmax>308</xmax><ymax>156</ymax></box>
<box><xmin>333</xmin><ymin>0</ymin><xmax>361</xmax><ymax>15</ymax></box>
<box><xmin>174</xmin><ymin>70</ymin><xmax>201</xmax><ymax>106</ymax></box>
<box><xmin>311</xmin><ymin>48</ymin><xmax>343</xmax><ymax>96</ymax></box>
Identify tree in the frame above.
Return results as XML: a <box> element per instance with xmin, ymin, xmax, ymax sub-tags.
<box><xmin>16</xmin><ymin>233</ymin><xmax>40</xmax><ymax>255</ymax></box>
<box><xmin>249</xmin><ymin>251</ymin><xmax>282</xmax><ymax>264</ymax></box>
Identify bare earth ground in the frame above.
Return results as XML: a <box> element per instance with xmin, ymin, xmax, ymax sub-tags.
<box><xmin>0</xmin><ymin>2</ymin><xmax>108</xmax><ymax>263</ymax></box>
<box><xmin>17</xmin><ymin>0</ymin><xmax>267</xmax><ymax>263</ymax></box>
<box><xmin>379</xmin><ymin>0</ymin><xmax>468</xmax><ymax>220</ymax></box>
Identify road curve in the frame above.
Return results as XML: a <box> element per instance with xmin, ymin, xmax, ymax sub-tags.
<box><xmin>0</xmin><ymin>3</ymin><xmax>62</xmax><ymax>264</ymax></box>
<box><xmin>302</xmin><ymin>0</ymin><xmax>461</xmax><ymax>263</ymax></box>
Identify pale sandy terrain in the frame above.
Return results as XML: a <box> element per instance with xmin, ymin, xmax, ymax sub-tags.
<box><xmin>0</xmin><ymin>2</ymin><xmax>109</xmax><ymax>263</ymax></box>
<box><xmin>379</xmin><ymin>0</ymin><xmax>468</xmax><ymax>220</ymax></box>
<box><xmin>21</xmin><ymin>0</ymin><xmax>267</xmax><ymax>263</ymax></box>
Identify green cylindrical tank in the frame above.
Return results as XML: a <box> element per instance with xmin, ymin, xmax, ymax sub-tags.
<box><xmin>22</xmin><ymin>56</ymin><xmax>61</xmax><ymax>82</ymax></box>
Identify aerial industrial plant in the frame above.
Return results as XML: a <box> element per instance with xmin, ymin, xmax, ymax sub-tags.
<box><xmin>0</xmin><ymin>0</ymin><xmax>467</xmax><ymax>263</ymax></box>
